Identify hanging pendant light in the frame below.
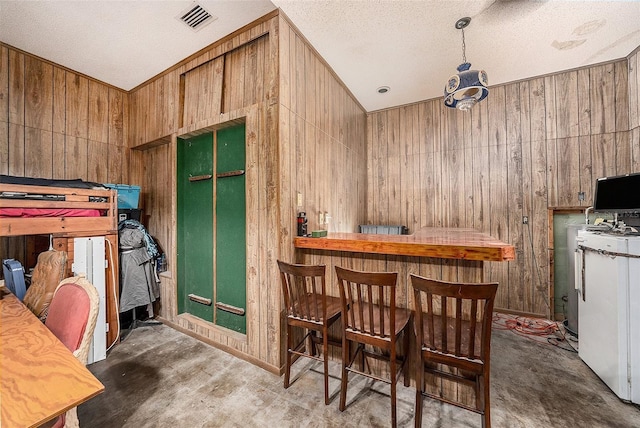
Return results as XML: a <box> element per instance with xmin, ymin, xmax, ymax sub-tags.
<box><xmin>444</xmin><ymin>17</ymin><xmax>488</xmax><ymax>111</ymax></box>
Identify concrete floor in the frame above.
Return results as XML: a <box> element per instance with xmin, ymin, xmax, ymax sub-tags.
<box><xmin>79</xmin><ymin>321</ymin><xmax>640</xmax><ymax>427</ymax></box>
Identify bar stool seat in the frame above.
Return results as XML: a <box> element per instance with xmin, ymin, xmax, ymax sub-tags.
<box><xmin>335</xmin><ymin>266</ymin><xmax>411</xmax><ymax>428</ymax></box>
<box><xmin>277</xmin><ymin>260</ymin><xmax>342</xmax><ymax>405</ymax></box>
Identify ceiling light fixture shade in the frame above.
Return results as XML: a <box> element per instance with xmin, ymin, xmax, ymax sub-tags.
<box><xmin>444</xmin><ymin>17</ymin><xmax>488</xmax><ymax>111</ymax></box>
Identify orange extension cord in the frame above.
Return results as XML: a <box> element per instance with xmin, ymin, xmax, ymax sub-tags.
<box><xmin>492</xmin><ymin>313</ymin><xmax>577</xmax><ymax>353</ymax></box>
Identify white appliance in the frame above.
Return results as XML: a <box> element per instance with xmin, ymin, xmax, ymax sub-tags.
<box><xmin>576</xmin><ymin>230</ymin><xmax>640</xmax><ymax>404</ymax></box>
<box><xmin>72</xmin><ymin>237</ymin><xmax>107</xmax><ymax>364</ymax></box>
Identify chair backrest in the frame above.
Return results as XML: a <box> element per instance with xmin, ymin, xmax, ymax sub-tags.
<box><xmin>277</xmin><ymin>260</ymin><xmax>328</xmax><ymax>323</ymax></box>
<box><xmin>335</xmin><ymin>266</ymin><xmax>398</xmax><ymax>339</ymax></box>
<box><xmin>45</xmin><ymin>276</ymin><xmax>100</xmax><ymax>365</ymax></box>
<box><xmin>411</xmin><ymin>274</ymin><xmax>497</xmax><ymax>364</ymax></box>
<box><xmin>23</xmin><ymin>250</ymin><xmax>67</xmax><ymax>321</ymax></box>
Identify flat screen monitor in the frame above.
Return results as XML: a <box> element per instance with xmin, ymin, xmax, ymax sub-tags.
<box><xmin>593</xmin><ymin>172</ymin><xmax>640</xmax><ymax>212</ymax></box>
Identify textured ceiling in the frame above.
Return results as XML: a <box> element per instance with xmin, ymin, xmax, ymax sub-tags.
<box><xmin>1</xmin><ymin>0</ymin><xmax>639</xmax><ymax>112</ymax></box>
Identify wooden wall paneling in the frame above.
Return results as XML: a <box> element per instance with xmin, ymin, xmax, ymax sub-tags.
<box><xmin>223</xmin><ymin>45</ymin><xmax>246</xmax><ymax>113</ymax></box>
<box><xmin>65</xmin><ymin>135</ymin><xmax>88</xmax><ymax>180</ymax></box>
<box><xmin>518</xmin><ymin>80</ymin><xmax>531</xmax><ymax>144</ymax></box>
<box><xmin>254</xmin><ymin>37</ymin><xmax>266</xmax><ymax>111</ymax></box>
<box><xmin>387</xmin><ymin>108</ymin><xmax>401</xmax><ymax>225</ymax></box>
<box><xmin>88</xmin><ymin>80</ymin><xmax>108</xmax><ymax>143</ymax></box>
<box><xmin>505</xmin><ymin>82</ymin><xmax>525</xmax><ymax>312</ymax></box>
<box><xmin>146</xmin><ymin>78</ymin><xmax>160</xmax><ymax>142</ymax></box>
<box><xmin>556</xmin><ymin>137</ymin><xmax>581</xmax><ymax>206</ymax></box>
<box><xmin>0</xmin><ymin>45</ymin><xmax>8</xmax><ymax>123</ymax></box>
<box><xmin>162</xmin><ymin>71</ymin><xmax>178</xmax><ymax>136</ymax></box>
<box><xmin>304</xmin><ymin>43</ymin><xmax>316</xmax><ymax>130</ymax></box>
<box><xmin>107</xmin><ymin>144</ymin><xmax>125</xmax><ymax>184</ymax></box>
<box><xmin>245</xmin><ymin>98</ymin><xmax>266</xmax><ymax>359</ymax></box>
<box><xmin>546</xmin><ymin>136</ymin><xmax>559</xmax><ymax>207</ymax></box>
<box><xmin>554</xmin><ymin>71</ymin><xmax>579</xmax><ymax>138</ymax></box>
<box><xmin>0</xmin><ymin>121</ymin><xmax>7</xmax><ymax>174</ymax></box>
<box><xmin>590</xmin><ymin>63</ymin><xmax>616</xmax><ymax>135</ymax></box>
<box><xmin>65</xmin><ymin>73</ymin><xmax>88</xmax><ymax>139</ymax></box>
<box><xmin>129</xmin><ymin>89</ymin><xmax>140</xmax><ymax>146</ymax></box>
<box><xmin>577</xmin><ymin>68</ymin><xmax>591</xmax><ymax>137</ymax></box>
<box><xmin>544</xmin><ymin>75</ymin><xmax>557</xmax><ymax>140</ymax></box>
<box><xmin>378</xmin><ymin>110</ymin><xmax>391</xmax><ymax>225</ymax></box>
<box><xmin>8</xmin><ymin>49</ymin><xmax>24</xmax><ymax>126</ymax></box>
<box><xmin>182</xmin><ymin>57</ymin><xmax>224</xmax><ymax>126</ymax></box>
<box><xmin>8</xmin><ymin>123</ymin><xmax>24</xmax><ymax>176</ymax></box>
<box><xmin>87</xmin><ymin>140</ymin><xmax>108</xmax><ymax>183</ymax></box>
<box><xmin>0</xmin><ymin>46</ymin><xmax>6</xmax><ymax>173</ymax></box>
<box><xmin>629</xmin><ymin>51</ymin><xmax>639</xmax><ymax>130</ymax></box>
<box><xmin>24</xmin><ymin>56</ymin><xmax>53</xmax><ymax>132</ymax></box>
<box><xmin>578</xmin><ymin>135</ymin><xmax>593</xmax><ymax>204</ymax></box>
<box><xmin>255</xmin><ymin>105</ymin><xmax>270</xmax><ymax>363</ymax></box>
<box><xmin>279</xmin><ymin>108</ymin><xmax>292</xmax><ymax>262</ymax></box>
<box><xmin>529</xmin><ymin>78</ymin><xmax>547</xmax><ymax>144</ymax></box>
<box><xmin>52</xmin><ymin>67</ymin><xmax>66</xmax><ymax>135</ymax></box>
<box><xmin>614</xmin><ymin>60</ymin><xmax>629</xmax><ymax>132</ymax></box>
<box><xmin>590</xmin><ymin>132</ymin><xmax>617</xmax><ymax>178</ymax></box>
<box><xmin>486</xmin><ymin>86</ymin><xmax>509</xmax><ymax>308</ymax></box>
<box><xmin>631</xmin><ymin>127</ymin><xmax>640</xmax><ymax>173</ymax></box>
<box><xmin>430</xmin><ymin>100</ymin><xmax>444</xmax><ymax>228</ymax></box>
<box><xmin>471</xmin><ymin>100</ymin><xmax>490</xmax><ymax>234</ymax></box>
<box><xmin>292</xmin><ymin>111</ymin><xmax>305</xmax><ymax>224</ymax></box>
<box><xmin>315</xmin><ymin>57</ymin><xmax>326</xmax><ymax>135</ymax></box>
<box><xmin>278</xmin><ymin>16</ymin><xmax>291</xmax><ymax>111</ymax></box>
<box><xmin>289</xmin><ymin>34</ymin><xmax>307</xmax><ymax>117</ymax></box>
<box><xmin>107</xmin><ymin>88</ymin><xmax>124</xmax><ymax>147</ymax></box>
<box><xmin>443</xmin><ymin>108</ymin><xmax>462</xmax><ymax>227</ymax></box>
<box><xmin>304</xmin><ymin>121</ymin><xmax>318</xmax><ymax>231</ymax></box>
<box><xmin>24</xmin><ymin>127</ymin><xmax>52</xmax><ymax>178</ymax></box>
<box><xmin>615</xmin><ymin>131</ymin><xmax>631</xmax><ymax>175</ymax></box>
<box><xmin>267</xmin><ymin>101</ymin><xmax>282</xmax><ymax>368</ymax></box>
<box><xmin>52</xmin><ymin>133</ymin><xmax>65</xmax><ymax>179</ymax></box>
<box><xmin>409</xmin><ymin>104</ymin><xmax>420</xmax><ymax>230</ymax></box>
<box><xmin>366</xmin><ymin>112</ymin><xmax>377</xmax><ymax>225</ymax></box>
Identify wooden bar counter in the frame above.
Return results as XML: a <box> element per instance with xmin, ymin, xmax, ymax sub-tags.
<box><xmin>294</xmin><ymin>227</ymin><xmax>514</xmax><ymax>406</ymax></box>
<box><xmin>294</xmin><ymin>227</ymin><xmax>515</xmax><ymax>262</ymax></box>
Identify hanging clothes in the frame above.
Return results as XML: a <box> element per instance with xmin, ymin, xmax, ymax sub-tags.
<box><xmin>118</xmin><ymin>220</ymin><xmax>160</xmax><ymax>316</ymax></box>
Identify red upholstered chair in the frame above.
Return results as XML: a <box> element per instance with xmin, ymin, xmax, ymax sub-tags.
<box><xmin>45</xmin><ymin>276</ymin><xmax>100</xmax><ymax>428</ymax></box>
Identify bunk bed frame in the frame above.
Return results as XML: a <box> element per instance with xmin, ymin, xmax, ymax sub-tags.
<box><xmin>0</xmin><ymin>182</ymin><xmax>120</xmax><ymax>347</ymax></box>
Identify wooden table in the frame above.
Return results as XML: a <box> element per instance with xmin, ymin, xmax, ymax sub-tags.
<box><xmin>0</xmin><ymin>287</ymin><xmax>104</xmax><ymax>428</ymax></box>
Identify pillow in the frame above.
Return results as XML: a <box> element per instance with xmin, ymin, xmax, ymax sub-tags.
<box><xmin>23</xmin><ymin>250</ymin><xmax>67</xmax><ymax>321</ymax></box>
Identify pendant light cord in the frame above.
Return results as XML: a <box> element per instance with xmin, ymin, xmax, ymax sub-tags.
<box><xmin>461</xmin><ymin>27</ymin><xmax>467</xmax><ymax>63</ymax></box>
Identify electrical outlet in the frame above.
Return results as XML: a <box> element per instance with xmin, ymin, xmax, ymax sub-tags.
<box><xmin>319</xmin><ymin>212</ymin><xmax>324</xmax><ymax>225</ymax></box>
<box><xmin>578</xmin><ymin>192</ymin><xmax>585</xmax><ymax>201</ymax></box>
<box><xmin>522</xmin><ymin>216</ymin><xmax>529</xmax><ymax>225</ymax></box>
<box><xmin>296</xmin><ymin>192</ymin><xmax>303</xmax><ymax>207</ymax></box>
<box><xmin>324</xmin><ymin>212</ymin><xmax>330</xmax><ymax>225</ymax></box>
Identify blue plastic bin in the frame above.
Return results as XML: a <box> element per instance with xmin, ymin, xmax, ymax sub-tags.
<box><xmin>104</xmin><ymin>184</ymin><xmax>141</xmax><ymax>209</ymax></box>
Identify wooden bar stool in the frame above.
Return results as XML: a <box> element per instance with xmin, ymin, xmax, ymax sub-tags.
<box><xmin>277</xmin><ymin>260</ymin><xmax>342</xmax><ymax>405</ymax></box>
<box><xmin>335</xmin><ymin>266</ymin><xmax>412</xmax><ymax>428</ymax></box>
<box><xmin>410</xmin><ymin>274</ymin><xmax>498</xmax><ymax>428</ymax></box>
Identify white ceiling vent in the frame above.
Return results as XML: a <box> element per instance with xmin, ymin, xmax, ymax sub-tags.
<box><xmin>177</xmin><ymin>3</ymin><xmax>217</xmax><ymax>32</ymax></box>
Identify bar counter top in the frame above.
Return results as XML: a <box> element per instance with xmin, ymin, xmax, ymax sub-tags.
<box><xmin>294</xmin><ymin>227</ymin><xmax>515</xmax><ymax>262</ymax></box>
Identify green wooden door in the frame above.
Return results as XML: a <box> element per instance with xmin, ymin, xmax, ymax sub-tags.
<box><xmin>215</xmin><ymin>124</ymin><xmax>246</xmax><ymax>333</ymax></box>
<box><xmin>177</xmin><ymin>133</ymin><xmax>214</xmax><ymax>322</ymax></box>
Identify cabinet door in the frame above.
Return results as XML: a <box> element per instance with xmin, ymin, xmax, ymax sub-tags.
<box><xmin>177</xmin><ymin>133</ymin><xmax>214</xmax><ymax>322</ymax></box>
<box><xmin>215</xmin><ymin>124</ymin><xmax>246</xmax><ymax>333</ymax></box>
